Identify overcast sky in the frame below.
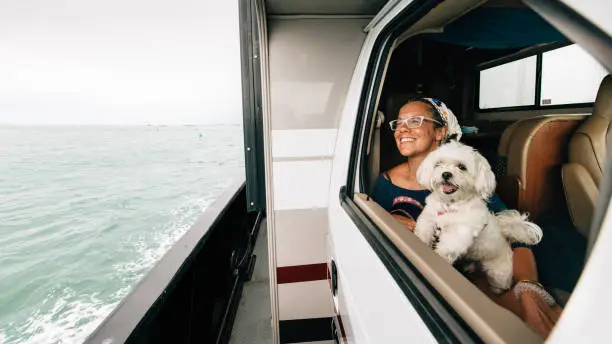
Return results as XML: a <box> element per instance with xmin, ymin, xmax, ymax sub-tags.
<box><xmin>0</xmin><ymin>0</ymin><xmax>242</xmax><ymax>125</ymax></box>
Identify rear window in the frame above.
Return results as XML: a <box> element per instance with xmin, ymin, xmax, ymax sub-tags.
<box><xmin>540</xmin><ymin>44</ymin><xmax>608</xmax><ymax>106</ymax></box>
<box><xmin>479</xmin><ymin>44</ymin><xmax>607</xmax><ymax>110</ymax></box>
<box><xmin>479</xmin><ymin>56</ymin><xmax>537</xmax><ymax>109</ymax></box>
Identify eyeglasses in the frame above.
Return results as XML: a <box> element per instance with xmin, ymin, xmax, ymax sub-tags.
<box><xmin>389</xmin><ymin>116</ymin><xmax>443</xmax><ymax>131</ymax></box>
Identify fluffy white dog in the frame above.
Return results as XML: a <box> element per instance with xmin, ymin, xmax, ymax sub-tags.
<box><xmin>414</xmin><ymin>141</ymin><xmax>542</xmax><ymax>293</ymax></box>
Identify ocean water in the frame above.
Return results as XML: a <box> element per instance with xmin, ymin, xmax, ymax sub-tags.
<box><xmin>0</xmin><ymin>125</ymin><xmax>245</xmax><ymax>344</ymax></box>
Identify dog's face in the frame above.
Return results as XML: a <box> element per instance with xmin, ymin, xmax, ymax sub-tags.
<box><xmin>417</xmin><ymin>141</ymin><xmax>496</xmax><ymax>203</ymax></box>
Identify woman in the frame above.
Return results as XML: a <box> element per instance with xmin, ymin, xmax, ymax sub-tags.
<box><xmin>372</xmin><ymin>97</ymin><xmax>562</xmax><ymax>338</ymax></box>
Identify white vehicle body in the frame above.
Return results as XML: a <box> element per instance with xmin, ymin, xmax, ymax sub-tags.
<box><xmin>241</xmin><ymin>0</ymin><xmax>612</xmax><ymax>343</ymax></box>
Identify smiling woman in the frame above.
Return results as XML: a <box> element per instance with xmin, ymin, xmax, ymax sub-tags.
<box><xmin>372</xmin><ymin>96</ymin><xmax>508</xmax><ymax>226</ymax></box>
<box><xmin>372</xmin><ymin>98</ymin><xmax>455</xmax><ymax>223</ymax></box>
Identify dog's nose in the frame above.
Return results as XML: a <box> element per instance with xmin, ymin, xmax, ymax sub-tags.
<box><xmin>442</xmin><ymin>172</ymin><xmax>452</xmax><ymax>180</ymax></box>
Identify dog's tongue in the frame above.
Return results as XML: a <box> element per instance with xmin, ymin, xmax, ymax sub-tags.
<box><xmin>442</xmin><ymin>184</ymin><xmax>457</xmax><ymax>194</ymax></box>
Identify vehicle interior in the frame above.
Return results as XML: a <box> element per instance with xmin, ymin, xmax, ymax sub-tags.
<box><xmin>354</xmin><ymin>0</ymin><xmax>609</xmax><ymax>341</ymax></box>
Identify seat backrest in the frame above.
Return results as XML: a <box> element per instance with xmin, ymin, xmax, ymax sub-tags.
<box><xmin>562</xmin><ymin>74</ymin><xmax>612</xmax><ymax>236</ymax></box>
<box><xmin>569</xmin><ymin>74</ymin><xmax>612</xmax><ymax>186</ymax></box>
<box><xmin>497</xmin><ymin>115</ymin><xmax>585</xmax><ymax>219</ymax></box>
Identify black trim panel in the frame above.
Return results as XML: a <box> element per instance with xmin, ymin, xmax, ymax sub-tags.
<box><xmin>534</xmin><ymin>52</ymin><xmax>543</xmax><ymax>106</ymax></box>
<box><xmin>477</xmin><ymin>102</ymin><xmax>594</xmax><ymax>114</ymax></box>
<box><xmin>239</xmin><ymin>0</ymin><xmax>266</xmax><ymax>212</ymax></box>
<box><xmin>476</xmin><ymin>40</ymin><xmax>570</xmax><ymax>70</ymax></box>
<box><xmin>279</xmin><ymin>317</ymin><xmax>333</xmax><ymax>343</ymax></box>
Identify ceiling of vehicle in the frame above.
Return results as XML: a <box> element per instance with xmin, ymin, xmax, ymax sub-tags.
<box><xmin>265</xmin><ymin>0</ymin><xmax>389</xmax><ymax>15</ymax></box>
<box><xmin>427</xmin><ymin>6</ymin><xmax>566</xmax><ymax>49</ymax></box>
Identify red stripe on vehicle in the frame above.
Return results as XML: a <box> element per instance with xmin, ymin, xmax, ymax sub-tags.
<box><xmin>277</xmin><ymin>263</ymin><xmax>328</xmax><ymax>284</ymax></box>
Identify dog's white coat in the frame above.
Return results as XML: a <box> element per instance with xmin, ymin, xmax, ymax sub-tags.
<box><xmin>414</xmin><ymin>141</ymin><xmax>542</xmax><ymax>293</ymax></box>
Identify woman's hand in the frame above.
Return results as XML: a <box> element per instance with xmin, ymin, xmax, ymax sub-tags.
<box><xmin>469</xmin><ymin>273</ymin><xmax>562</xmax><ymax>339</ymax></box>
<box><xmin>519</xmin><ymin>291</ymin><xmax>562</xmax><ymax>339</ymax></box>
<box><xmin>391</xmin><ymin>214</ymin><xmax>416</xmax><ymax>232</ymax></box>
<box><xmin>510</xmin><ymin>248</ymin><xmax>562</xmax><ymax>338</ymax></box>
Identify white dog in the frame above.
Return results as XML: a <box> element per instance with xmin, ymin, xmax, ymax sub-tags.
<box><xmin>414</xmin><ymin>141</ymin><xmax>542</xmax><ymax>293</ymax></box>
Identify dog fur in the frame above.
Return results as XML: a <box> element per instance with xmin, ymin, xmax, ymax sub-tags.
<box><xmin>414</xmin><ymin>141</ymin><xmax>542</xmax><ymax>293</ymax></box>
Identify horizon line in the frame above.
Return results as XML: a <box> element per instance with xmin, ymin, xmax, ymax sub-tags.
<box><xmin>0</xmin><ymin>122</ymin><xmax>243</xmax><ymax>126</ymax></box>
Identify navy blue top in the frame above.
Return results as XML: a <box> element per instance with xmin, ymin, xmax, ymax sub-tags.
<box><xmin>372</xmin><ymin>173</ymin><xmax>507</xmax><ymax>220</ymax></box>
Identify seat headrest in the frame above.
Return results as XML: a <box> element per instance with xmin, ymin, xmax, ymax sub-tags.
<box><xmin>593</xmin><ymin>74</ymin><xmax>612</xmax><ymax>120</ymax></box>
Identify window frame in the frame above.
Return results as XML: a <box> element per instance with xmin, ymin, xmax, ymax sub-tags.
<box><xmin>474</xmin><ymin>40</ymin><xmax>606</xmax><ymax>113</ymax></box>
<box><xmin>341</xmin><ymin>0</ymin><xmax>612</xmax><ymax>342</ymax></box>
<box><xmin>341</xmin><ymin>1</ymin><xmax>483</xmax><ymax>342</ymax></box>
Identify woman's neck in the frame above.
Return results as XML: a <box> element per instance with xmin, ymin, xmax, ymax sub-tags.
<box><xmin>404</xmin><ymin>154</ymin><xmax>426</xmax><ymax>181</ymax></box>
<box><xmin>396</xmin><ymin>143</ymin><xmax>440</xmax><ymax>190</ymax></box>
<box><xmin>389</xmin><ymin>142</ymin><xmax>440</xmax><ymax>190</ymax></box>
<box><xmin>404</xmin><ymin>143</ymin><xmax>439</xmax><ymax>179</ymax></box>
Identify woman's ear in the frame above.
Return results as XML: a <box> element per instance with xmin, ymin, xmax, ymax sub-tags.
<box><xmin>435</xmin><ymin>126</ymin><xmax>447</xmax><ymax>142</ymax></box>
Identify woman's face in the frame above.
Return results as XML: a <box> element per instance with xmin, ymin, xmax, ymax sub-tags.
<box><xmin>393</xmin><ymin>101</ymin><xmax>447</xmax><ymax>158</ymax></box>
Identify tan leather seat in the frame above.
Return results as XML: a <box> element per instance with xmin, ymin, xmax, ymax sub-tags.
<box><xmin>562</xmin><ymin>74</ymin><xmax>612</xmax><ymax>237</ymax></box>
<box><xmin>496</xmin><ymin>115</ymin><xmax>586</xmax><ymax>220</ymax></box>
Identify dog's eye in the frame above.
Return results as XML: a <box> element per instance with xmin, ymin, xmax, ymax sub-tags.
<box><xmin>457</xmin><ymin>163</ymin><xmax>467</xmax><ymax>171</ymax></box>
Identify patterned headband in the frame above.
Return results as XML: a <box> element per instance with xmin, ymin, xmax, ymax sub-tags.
<box><xmin>422</xmin><ymin>98</ymin><xmax>462</xmax><ymax>141</ymax></box>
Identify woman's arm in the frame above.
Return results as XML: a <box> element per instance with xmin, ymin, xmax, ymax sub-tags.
<box><xmin>476</xmin><ymin>246</ymin><xmax>561</xmax><ymax>338</ymax></box>
<box><xmin>391</xmin><ymin>214</ymin><xmax>416</xmax><ymax>232</ymax></box>
<box><xmin>511</xmin><ymin>247</ymin><xmax>562</xmax><ymax>338</ymax></box>
<box><xmin>513</xmin><ymin>247</ymin><xmax>538</xmax><ymax>282</ymax></box>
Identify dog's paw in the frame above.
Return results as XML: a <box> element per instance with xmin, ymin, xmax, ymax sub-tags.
<box><xmin>436</xmin><ymin>250</ymin><xmax>459</xmax><ymax>265</ymax></box>
<box><xmin>414</xmin><ymin>227</ymin><xmax>431</xmax><ymax>245</ymax></box>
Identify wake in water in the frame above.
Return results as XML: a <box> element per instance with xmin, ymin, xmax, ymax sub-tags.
<box><xmin>1</xmin><ymin>194</ymin><xmax>218</xmax><ymax>344</ymax></box>
<box><xmin>7</xmin><ymin>288</ymin><xmax>120</xmax><ymax>344</ymax></box>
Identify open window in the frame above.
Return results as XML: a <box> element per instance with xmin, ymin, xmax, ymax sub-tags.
<box><xmin>342</xmin><ymin>0</ymin><xmax>612</xmax><ymax>342</ymax></box>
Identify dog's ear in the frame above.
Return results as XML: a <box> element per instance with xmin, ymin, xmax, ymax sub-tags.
<box><xmin>473</xmin><ymin>150</ymin><xmax>496</xmax><ymax>200</ymax></box>
<box><xmin>417</xmin><ymin>149</ymin><xmax>438</xmax><ymax>190</ymax></box>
